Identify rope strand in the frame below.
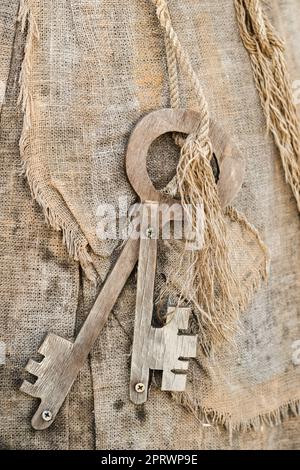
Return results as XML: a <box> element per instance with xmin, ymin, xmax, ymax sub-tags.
<box><xmin>152</xmin><ymin>0</ymin><xmax>248</xmax><ymax>349</ymax></box>
<box><xmin>235</xmin><ymin>0</ymin><xmax>300</xmax><ymax>211</ymax></box>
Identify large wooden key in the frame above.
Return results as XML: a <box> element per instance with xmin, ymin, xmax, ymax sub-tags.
<box><xmin>129</xmin><ymin>200</ymin><xmax>198</xmax><ymax>404</ymax></box>
<box><xmin>20</xmin><ymin>109</ymin><xmax>245</xmax><ymax>430</ymax></box>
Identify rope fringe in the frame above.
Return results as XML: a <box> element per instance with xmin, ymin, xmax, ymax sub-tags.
<box><xmin>153</xmin><ymin>0</ymin><xmax>267</xmax><ymax>349</ymax></box>
<box><xmin>235</xmin><ymin>0</ymin><xmax>300</xmax><ymax>212</ymax></box>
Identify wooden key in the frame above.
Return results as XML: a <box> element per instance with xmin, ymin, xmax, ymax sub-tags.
<box><xmin>21</xmin><ymin>234</ymin><xmax>140</xmax><ymax>430</ymax></box>
<box><xmin>129</xmin><ymin>201</ymin><xmax>197</xmax><ymax>404</ymax></box>
<box><xmin>21</xmin><ymin>108</ymin><xmax>245</xmax><ymax>430</ymax></box>
<box><xmin>127</xmin><ymin>109</ymin><xmax>245</xmax><ymax>403</ymax></box>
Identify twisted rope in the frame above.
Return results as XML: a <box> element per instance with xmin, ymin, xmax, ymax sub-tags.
<box><xmin>152</xmin><ymin>0</ymin><xmax>210</xmax><ymax>142</ymax></box>
<box><xmin>152</xmin><ymin>0</ymin><xmax>248</xmax><ymax>349</ymax></box>
<box><xmin>235</xmin><ymin>0</ymin><xmax>300</xmax><ymax>211</ymax></box>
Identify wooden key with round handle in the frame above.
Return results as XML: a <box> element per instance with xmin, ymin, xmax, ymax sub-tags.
<box><xmin>20</xmin><ymin>109</ymin><xmax>245</xmax><ymax>429</ymax></box>
<box><xmin>127</xmin><ymin>109</ymin><xmax>245</xmax><ymax>403</ymax></box>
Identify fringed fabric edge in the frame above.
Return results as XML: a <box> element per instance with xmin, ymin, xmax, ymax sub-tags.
<box><xmin>18</xmin><ymin>0</ymin><xmax>98</xmax><ymax>283</ymax></box>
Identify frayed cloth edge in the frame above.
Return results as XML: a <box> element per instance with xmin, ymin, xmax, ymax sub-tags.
<box><xmin>17</xmin><ymin>0</ymin><xmax>97</xmax><ymax>283</ymax></box>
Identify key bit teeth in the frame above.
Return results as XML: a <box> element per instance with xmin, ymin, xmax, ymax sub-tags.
<box><xmin>38</xmin><ymin>332</ymin><xmax>73</xmax><ymax>357</ymax></box>
<box><xmin>25</xmin><ymin>359</ymin><xmax>43</xmax><ymax>376</ymax></box>
<box><xmin>176</xmin><ymin>358</ymin><xmax>190</xmax><ymax>370</ymax></box>
<box><xmin>171</xmin><ymin>373</ymin><xmax>188</xmax><ymax>391</ymax></box>
<box><xmin>20</xmin><ymin>380</ymin><xmax>39</xmax><ymax>398</ymax></box>
<box><xmin>168</xmin><ymin>306</ymin><xmax>192</xmax><ymax>330</ymax></box>
<box><xmin>178</xmin><ymin>335</ymin><xmax>197</xmax><ymax>359</ymax></box>
<box><xmin>161</xmin><ymin>370</ymin><xmax>188</xmax><ymax>391</ymax></box>
<box><xmin>37</xmin><ymin>332</ymin><xmax>54</xmax><ymax>356</ymax></box>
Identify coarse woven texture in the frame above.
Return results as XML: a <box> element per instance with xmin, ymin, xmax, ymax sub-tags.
<box><xmin>92</xmin><ymin>281</ymin><xmax>300</xmax><ymax>449</ymax></box>
<box><xmin>0</xmin><ymin>0</ymin><xmax>300</xmax><ymax>448</ymax></box>
<box><xmin>0</xmin><ymin>1</ymin><xmax>18</xmax><ymax>116</ymax></box>
<box><xmin>152</xmin><ymin>0</ymin><xmax>252</xmax><ymax>352</ymax></box>
<box><xmin>0</xmin><ymin>5</ymin><xmax>94</xmax><ymax>449</ymax></box>
<box><xmin>0</xmin><ymin>7</ymin><xmax>77</xmax><ymax>448</ymax></box>
<box><xmin>16</xmin><ymin>0</ymin><xmax>300</xmax><ymax>433</ymax></box>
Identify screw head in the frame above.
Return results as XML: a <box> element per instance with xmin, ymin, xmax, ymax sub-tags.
<box><xmin>42</xmin><ymin>410</ymin><xmax>53</xmax><ymax>422</ymax></box>
<box><xmin>146</xmin><ymin>227</ymin><xmax>154</xmax><ymax>239</ymax></box>
<box><xmin>135</xmin><ymin>382</ymin><xmax>145</xmax><ymax>393</ymax></box>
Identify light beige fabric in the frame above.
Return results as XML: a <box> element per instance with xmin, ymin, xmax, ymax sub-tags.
<box><xmin>0</xmin><ymin>9</ymin><xmax>78</xmax><ymax>448</ymax></box>
<box><xmin>0</xmin><ymin>0</ymin><xmax>300</xmax><ymax>449</ymax></box>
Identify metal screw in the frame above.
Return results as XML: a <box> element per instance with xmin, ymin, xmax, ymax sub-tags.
<box><xmin>42</xmin><ymin>410</ymin><xmax>53</xmax><ymax>422</ymax></box>
<box><xmin>146</xmin><ymin>227</ymin><xmax>154</xmax><ymax>239</ymax></box>
<box><xmin>135</xmin><ymin>382</ymin><xmax>145</xmax><ymax>393</ymax></box>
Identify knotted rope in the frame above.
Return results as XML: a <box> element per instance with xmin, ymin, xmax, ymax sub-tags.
<box><xmin>152</xmin><ymin>0</ymin><xmax>249</xmax><ymax>349</ymax></box>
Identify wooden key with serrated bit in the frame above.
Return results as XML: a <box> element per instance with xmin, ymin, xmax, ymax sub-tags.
<box><xmin>129</xmin><ymin>200</ymin><xmax>197</xmax><ymax>404</ymax></box>
<box><xmin>21</xmin><ymin>108</ymin><xmax>245</xmax><ymax>430</ymax></box>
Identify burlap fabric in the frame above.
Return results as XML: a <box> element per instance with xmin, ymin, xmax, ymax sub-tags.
<box><xmin>0</xmin><ymin>0</ymin><xmax>300</xmax><ymax>449</ymax></box>
<box><xmin>0</xmin><ymin>5</ymin><xmax>76</xmax><ymax>448</ymax></box>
